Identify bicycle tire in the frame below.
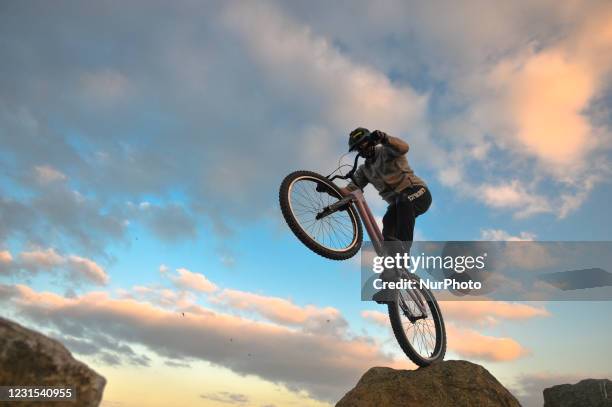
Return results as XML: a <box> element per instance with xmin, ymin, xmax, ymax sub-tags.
<box><xmin>279</xmin><ymin>170</ymin><xmax>363</xmax><ymax>260</ymax></box>
<box><xmin>388</xmin><ymin>286</ymin><xmax>446</xmax><ymax>366</ymax></box>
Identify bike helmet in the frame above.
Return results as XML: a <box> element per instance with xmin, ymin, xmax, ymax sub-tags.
<box><xmin>348</xmin><ymin>127</ymin><xmax>370</xmax><ymax>152</ymax></box>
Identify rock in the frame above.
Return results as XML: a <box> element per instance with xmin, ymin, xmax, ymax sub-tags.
<box><xmin>544</xmin><ymin>379</ymin><xmax>612</xmax><ymax>407</ymax></box>
<box><xmin>0</xmin><ymin>317</ymin><xmax>106</xmax><ymax>407</ymax></box>
<box><xmin>336</xmin><ymin>360</ymin><xmax>521</xmax><ymax>407</ymax></box>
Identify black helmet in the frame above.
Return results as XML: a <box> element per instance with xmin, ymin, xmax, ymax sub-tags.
<box><xmin>348</xmin><ymin>127</ymin><xmax>370</xmax><ymax>152</ymax></box>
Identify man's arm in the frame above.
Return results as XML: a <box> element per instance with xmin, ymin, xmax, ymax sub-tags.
<box><xmin>383</xmin><ymin>134</ymin><xmax>409</xmax><ymax>155</ymax></box>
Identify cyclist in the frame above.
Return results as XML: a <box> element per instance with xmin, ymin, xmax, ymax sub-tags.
<box><xmin>339</xmin><ymin>127</ymin><xmax>431</xmax><ymax>302</ymax></box>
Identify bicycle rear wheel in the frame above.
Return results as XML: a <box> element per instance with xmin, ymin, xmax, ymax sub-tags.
<box><xmin>388</xmin><ymin>284</ymin><xmax>446</xmax><ymax>366</ymax></box>
<box><xmin>279</xmin><ymin>170</ymin><xmax>363</xmax><ymax>260</ymax></box>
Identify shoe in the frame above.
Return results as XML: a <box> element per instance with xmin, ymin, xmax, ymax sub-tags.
<box><xmin>372</xmin><ymin>289</ymin><xmax>396</xmax><ymax>304</ymax></box>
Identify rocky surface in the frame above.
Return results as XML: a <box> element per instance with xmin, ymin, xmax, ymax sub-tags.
<box><xmin>336</xmin><ymin>360</ymin><xmax>520</xmax><ymax>407</ymax></box>
<box><xmin>0</xmin><ymin>317</ymin><xmax>106</xmax><ymax>407</ymax></box>
<box><xmin>544</xmin><ymin>379</ymin><xmax>612</xmax><ymax>407</ymax></box>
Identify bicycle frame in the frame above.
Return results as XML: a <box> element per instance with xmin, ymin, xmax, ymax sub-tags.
<box><xmin>324</xmin><ymin>153</ymin><xmax>397</xmax><ymax>256</ymax></box>
<box><xmin>323</xmin><ymin>159</ymin><xmax>429</xmax><ymax>316</ymax></box>
<box><xmin>346</xmin><ymin>189</ymin><xmax>384</xmax><ymax>255</ymax></box>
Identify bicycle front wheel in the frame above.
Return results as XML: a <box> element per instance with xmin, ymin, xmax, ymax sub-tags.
<box><xmin>279</xmin><ymin>170</ymin><xmax>363</xmax><ymax>260</ymax></box>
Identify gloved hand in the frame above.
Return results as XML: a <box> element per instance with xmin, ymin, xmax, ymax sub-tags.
<box><xmin>369</xmin><ymin>130</ymin><xmax>388</xmax><ymax>144</ymax></box>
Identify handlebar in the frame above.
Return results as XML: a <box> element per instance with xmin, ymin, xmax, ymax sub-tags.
<box><xmin>327</xmin><ymin>153</ymin><xmax>361</xmax><ymax>183</ymax></box>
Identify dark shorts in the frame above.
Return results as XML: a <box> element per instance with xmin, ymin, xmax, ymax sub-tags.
<box><xmin>398</xmin><ymin>185</ymin><xmax>432</xmax><ymax>217</ymax></box>
<box><xmin>382</xmin><ymin>185</ymin><xmax>431</xmax><ymax>242</ymax></box>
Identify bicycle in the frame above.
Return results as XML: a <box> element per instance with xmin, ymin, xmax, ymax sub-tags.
<box><xmin>279</xmin><ymin>152</ymin><xmax>446</xmax><ymax>366</ymax></box>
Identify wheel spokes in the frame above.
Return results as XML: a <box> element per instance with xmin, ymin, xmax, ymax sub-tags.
<box><xmin>289</xmin><ymin>178</ymin><xmax>356</xmax><ymax>251</ymax></box>
<box><xmin>399</xmin><ymin>291</ymin><xmax>438</xmax><ymax>359</ymax></box>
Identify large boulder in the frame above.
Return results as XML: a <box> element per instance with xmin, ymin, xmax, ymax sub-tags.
<box><xmin>0</xmin><ymin>317</ymin><xmax>106</xmax><ymax>407</ymax></box>
<box><xmin>544</xmin><ymin>379</ymin><xmax>612</xmax><ymax>407</ymax></box>
<box><xmin>336</xmin><ymin>360</ymin><xmax>520</xmax><ymax>407</ymax></box>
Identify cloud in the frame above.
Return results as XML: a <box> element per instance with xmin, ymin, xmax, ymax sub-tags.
<box><xmin>361</xmin><ymin>305</ymin><xmax>532</xmax><ymax>361</ymax></box>
<box><xmin>440</xmin><ymin>301</ymin><xmax>549</xmax><ymax>326</ymax></box>
<box><xmin>509</xmin><ymin>372</ymin><xmax>586</xmax><ymax>407</ymax></box>
<box><xmin>300</xmin><ymin>0</ymin><xmax>612</xmax><ymax>219</ymax></box>
<box><xmin>213</xmin><ymin>288</ymin><xmax>348</xmax><ymax>336</ymax></box>
<box><xmin>20</xmin><ymin>248</ymin><xmax>64</xmax><ymax>269</ymax></box>
<box><xmin>223</xmin><ymin>2</ymin><xmax>428</xmax><ymax>134</ymax></box>
<box><xmin>455</xmin><ymin>2</ymin><xmax>612</xmax><ymax>217</ymax></box>
<box><xmin>65</xmin><ymin>255</ymin><xmax>109</xmax><ymax>285</ymax></box>
<box><xmin>446</xmin><ymin>323</ymin><xmax>528</xmax><ymax>361</ymax></box>
<box><xmin>10</xmin><ymin>181</ymin><xmax>126</xmax><ymax>256</ymax></box>
<box><xmin>221</xmin><ymin>0</ymin><xmax>433</xmax><ymax>174</ymax></box>
<box><xmin>170</xmin><ymin>268</ymin><xmax>217</xmax><ymax>293</ymax></box>
<box><xmin>361</xmin><ymin>310</ymin><xmax>388</xmax><ymax>326</ymax></box>
<box><xmin>0</xmin><ymin>250</ymin><xmax>13</xmax><ymax>265</ymax></box>
<box><xmin>3</xmin><ymin>248</ymin><xmax>109</xmax><ymax>285</ymax></box>
<box><xmin>484</xmin><ymin>5</ymin><xmax>612</xmax><ymax>169</ymax></box>
<box><xmin>0</xmin><ymin>197</ymin><xmax>36</xmax><ymax>244</ymax></box>
<box><xmin>215</xmin><ymin>288</ymin><xmax>339</xmax><ymax>325</ymax></box>
<box><xmin>164</xmin><ymin>359</ymin><xmax>190</xmax><ymax>368</ymax></box>
<box><xmin>479</xmin><ymin>181</ymin><xmax>552</xmax><ymax>218</ymax></box>
<box><xmin>124</xmin><ymin>285</ymin><xmax>196</xmax><ymax>309</ymax></box>
<box><xmin>200</xmin><ymin>391</ymin><xmax>249</xmax><ymax>405</ymax></box>
<box><xmin>134</xmin><ymin>202</ymin><xmax>198</xmax><ymax>243</ymax></box>
<box><xmin>498</xmin><ymin>242</ymin><xmax>557</xmax><ymax>270</ymax></box>
<box><xmin>0</xmin><ymin>0</ymin><xmax>432</xmax><ymax>256</ymax></box>
<box><xmin>53</xmin><ymin>332</ymin><xmax>151</xmax><ymax>367</ymax></box>
<box><xmin>80</xmin><ymin>69</ymin><xmax>130</xmax><ymax>105</ymax></box>
<box><xmin>480</xmin><ymin>229</ymin><xmax>536</xmax><ymax>241</ymax></box>
<box><xmin>34</xmin><ymin>165</ymin><xmax>67</xmax><ymax>184</ymax></box>
<box><xmin>488</xmin><ymin>50</ymin><xmax>595</xmax><ymax>165</ymax></box>
<box><xmin>0</xmin><ymin>283</ymin><xmax>402</xmax><ymax>401</ymax></box>
<box><xmin>1</xmin><ymin>0</ymin><xmax>609</xmax><ymax>261</ymax></box>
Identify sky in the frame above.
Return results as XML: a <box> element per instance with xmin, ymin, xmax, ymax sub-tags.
<box><xmin>1</xmin><ymin>0</ymin><xmax>611</xmax><ymax>406</ymax></box>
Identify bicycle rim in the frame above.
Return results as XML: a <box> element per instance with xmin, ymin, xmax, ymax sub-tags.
<box><xmin>287</xmin><ymin>175</ymin><xmax>359</xmax><ymax>253</ymax></box>
<box><xmin>392</xmin><ymin>287</ymin><xmax>445</xmax><ymax>364</ymax></box>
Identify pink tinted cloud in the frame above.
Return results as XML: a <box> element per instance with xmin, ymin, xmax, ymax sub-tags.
<box><xmin>20</xmin><ymin>248</ymin><xmax>64</xmax><ymax>269</ymax></box>
<box><xmin>446</xmin><ymin>323</ymin><xmax>528</xmax><ymax>362</ymax></box>
<box><xmin>16</xmin><ymin>248</ymin><xmax>109</xmax><ymax>285</ymax></box>
<box><xmin>0</xmin><ymin>250</ymin><xmax>13</xmax><ymax>265</ymax></box>
<box><xmin>2</xmin><ymin>283</ymin><xmax>399</xmax><ymax>401</ymax></box>
<box><xmin>361</xmin><ymin>310</ymin><xmax>388</xmax><ymax>326</ymax></box>
<box><xmin>126</xmin><ymin>285</ymin><xmax>196</xmax><ymax>309</ymax></box>
<box><xmin>485</xmin><ymin>5</ymin><xmax>612</xmax><ymax>169</ymax></box>
<box><xmin>171</xmin><ymin>268</ymin><xmax>218</xmax><ymax>293</ymax></box>
<box><xmin>440</xmin><ymin>301</ymin><xmax>549</xmax><ymax>326</ymax></box>
<box><xmin>214</xmin><ymin>288</ymin><xmax>341</xmax><ymax>325</ymax></box>
<box><xmin>361</xmin><ymin>306</ymin><xmax>529</xmax><ymax>362</ymax></box>
<box><xmin>66</xmin><ymin>255</ymin><xmax>109</xmax><ymax>285</ymax></box>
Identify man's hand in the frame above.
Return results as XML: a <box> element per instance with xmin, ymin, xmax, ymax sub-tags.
<box><xmin>369</xmin><ymin>130</ymin><xmax>388</xmax><ymax>144</ymax></box>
